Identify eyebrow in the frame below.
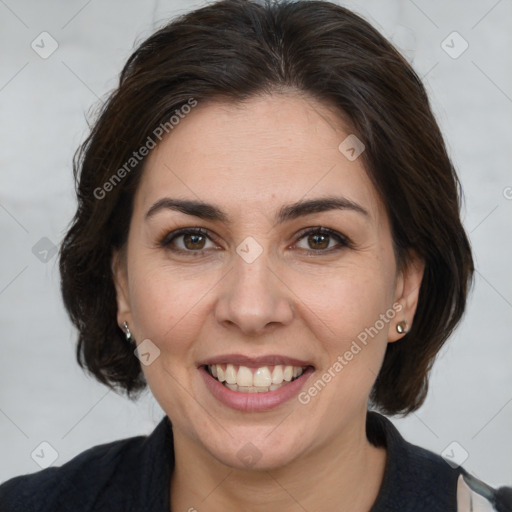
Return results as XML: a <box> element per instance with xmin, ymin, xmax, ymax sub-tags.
<box><xmin>145</xmin><ymin>196</ymin><xmax>369</xmax><ymax>224</ymax></box>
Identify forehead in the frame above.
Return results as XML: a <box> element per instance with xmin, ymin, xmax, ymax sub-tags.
<box><xmin>136</xmin><ymin>93</ymin><xmax>384</xmax><ymax>224</ymax></box>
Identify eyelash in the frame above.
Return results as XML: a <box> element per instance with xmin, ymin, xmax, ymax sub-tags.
<box><xmin>158</xmin><ymin>226</ymin><xmax>353</xmax><ymax>256</ymax></box>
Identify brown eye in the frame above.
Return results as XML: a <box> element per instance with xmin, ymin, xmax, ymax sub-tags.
<box><xmin>159</xmin><ymin>227</ymin><xmax>217</xmax><ymax>253</ymax></box>
<box><xmin>307</xmin><ymin>233</ymin><xmax>330</xmax><ymax>250</ymax></box>
<box><xmin>183</xmin><ymin>233</ymin><xmax>206</xmax><ymax>250</ymax></box>
<box><xmin>295</xmin><ymin>227</ymin><xmax>351</xmax><ymax>253</ymax></box>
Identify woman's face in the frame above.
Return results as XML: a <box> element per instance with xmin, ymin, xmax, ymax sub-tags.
<box><xmin>113</xmin><ymin>93</ymin><xmax>423</xmax><ymax>470</ymax></box>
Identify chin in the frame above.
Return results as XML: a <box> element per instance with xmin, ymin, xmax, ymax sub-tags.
<box><xmin>199</xmin><ymin>424</ymin><xmax>310</xmax><ymax>472</ymax></box>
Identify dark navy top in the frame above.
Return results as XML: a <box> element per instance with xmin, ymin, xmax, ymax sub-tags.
<box><xmin>0</xmin><ymin>411</ymin><xmax>493</xmax><ymax>511</ymax></box>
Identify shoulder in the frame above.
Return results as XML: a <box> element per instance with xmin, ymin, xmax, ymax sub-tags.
<box><xmin>0</xmin><ymin>416</ymin><xmax>172</xmax><ymax>512</ymax></box>
<box><xmin>0</xmin><ymin>435</ymin><xmax>143</xmax><ymax>512</ymax></box>
<box><xmin>366</xmin><ymin>411</ymin><xmax>509</xmax><ymax>512</ymax></box>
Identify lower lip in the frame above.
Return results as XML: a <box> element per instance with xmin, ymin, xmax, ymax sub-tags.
<box><xmin>199</xmin><ymin>365</ymin><xmax>315</xmax><ymax>412</ymax></box>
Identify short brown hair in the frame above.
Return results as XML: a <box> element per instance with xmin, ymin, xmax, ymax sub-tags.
<box><xmin>59</xmin><ymin>0</ymin><xmax>474</xmax><ymax>415</ymax></box>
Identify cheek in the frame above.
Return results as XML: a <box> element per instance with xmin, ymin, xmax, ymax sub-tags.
<box><xmin>126</xmin><ymin>262</ymin><xmax>216</xmax><ymax>410</ymax></box>
<box><xmin>292</xmin><ymin>260</ymin><xmax>395</xmax><ymax>341</ymax></box>
<box><xmin>127</xmin><ymin>259</ymin><xmax>217</xmax><ymax>346</ymax></box>
<box><xmin>288</xmin><ymin>263</ymin><xmax>394</xmax><ymax>429</ymax></box>
<box><xmin>290</xmin><ymin>261</ymin><xmax>396</xmax><ymax>402</ymax></box>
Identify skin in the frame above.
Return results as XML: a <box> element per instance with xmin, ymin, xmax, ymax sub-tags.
<box><xmin>113</xmin><ymin>92</ymin><xmax>424</xmax><ymax>512</ymax></box>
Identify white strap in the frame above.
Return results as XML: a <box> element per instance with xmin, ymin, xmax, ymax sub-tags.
<box><xmin>457</xmin><ymin>474</ymin><xmax>495</xmax><ymax>512</ymax></box>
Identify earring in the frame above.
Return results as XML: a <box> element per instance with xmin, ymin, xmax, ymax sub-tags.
<box><xmin>122</xmin><ymin>321</ymin><xmax>132</xmax><ymax>342</ymax></box>
<box><xmin>396</xmin><ymin>320</ymin><xmax>408</xmax><ymax>334</ymax></box>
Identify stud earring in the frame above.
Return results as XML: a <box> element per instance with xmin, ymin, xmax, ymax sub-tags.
<box><xmin>122</xmin><ymin>321</ymin><xmax>132</xmax><ymax>342</ymax></box>
<box><xmin>396</xmin><ymin>320</ymin><xmax>408</xmax><ymax>334</ymax></box>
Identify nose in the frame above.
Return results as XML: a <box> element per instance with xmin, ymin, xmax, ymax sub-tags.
<box><xmin>214</xmin><ymin>251</ymin><xmax>294</xmax><ymax>336</ymax></box>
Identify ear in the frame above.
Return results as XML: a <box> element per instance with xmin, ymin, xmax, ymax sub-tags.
<box><xmin>111</xmin><ymin>249</ymin><xmax>132</xmax><ymax>330</ymax></box>
<box><xmin>388</xmin><ymin>250</ymin><xmax>425</xmax><ymax>342</ymax></box>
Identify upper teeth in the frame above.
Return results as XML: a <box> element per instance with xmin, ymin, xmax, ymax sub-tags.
<box><xmin>208</xmin><ymin>364</ymin><xmax>306</xmax><ymax>387</ymax></box>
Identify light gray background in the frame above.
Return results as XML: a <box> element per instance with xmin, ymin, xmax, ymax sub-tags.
<box><xmin>1</xmin><ymin>0</ymin><xmax>511</xmax><ymax>487</ymax></box>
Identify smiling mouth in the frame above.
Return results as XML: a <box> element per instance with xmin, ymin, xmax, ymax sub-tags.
<box><xmin>205</xmin><ymin>363</ymin><xmax>311</xmax><ymax>393</ymax></box>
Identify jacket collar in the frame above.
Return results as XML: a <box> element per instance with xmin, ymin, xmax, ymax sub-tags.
<box><xmin>136</xmin><ymin>411</ymin><xmax>462</xmax><ymax>512</ymax></box>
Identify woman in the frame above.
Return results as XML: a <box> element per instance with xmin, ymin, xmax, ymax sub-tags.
<box><xmin>1</xmin><ymin>0</ymin><xmax>510</xmax><ymax>511</ymax></box>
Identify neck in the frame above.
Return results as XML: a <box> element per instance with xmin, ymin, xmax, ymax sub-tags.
<box><xmin>170</xmin><ymin>411</ymin><xmax>386</xmax><ymax>512</ymax></box>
